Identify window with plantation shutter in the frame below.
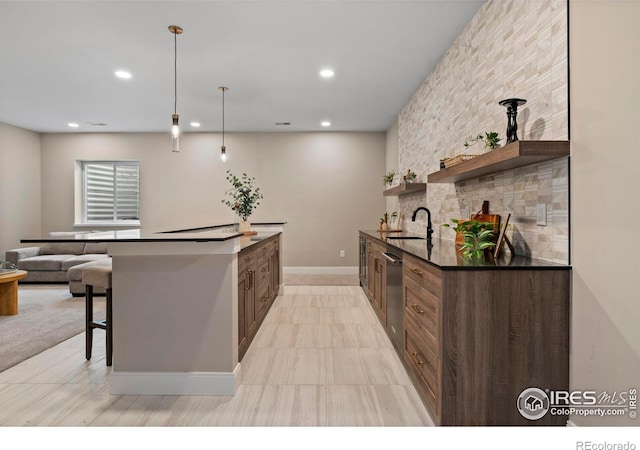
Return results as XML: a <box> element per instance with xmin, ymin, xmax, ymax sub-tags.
<box><xmin>82</xmin><ymin>161</ymin><xmax>140</xmax><ymax>224</ymax></box>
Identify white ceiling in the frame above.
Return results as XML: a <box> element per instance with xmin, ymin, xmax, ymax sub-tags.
<box><xmin>0</xmin><ymin>0</ymin><xmax>483</xmax><ymax>133</ymax></box>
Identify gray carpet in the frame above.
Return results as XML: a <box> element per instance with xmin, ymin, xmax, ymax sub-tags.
<box><xmin>0</xmin><ymin>284</ymin><xmax>105</xmax><ymax>373</ymax></box>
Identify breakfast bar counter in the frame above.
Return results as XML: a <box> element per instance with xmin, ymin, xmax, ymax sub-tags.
<box><xmin>21</xmin><ymin>223</ymin><xmax>285</xmax><ymax>396</ymax></box>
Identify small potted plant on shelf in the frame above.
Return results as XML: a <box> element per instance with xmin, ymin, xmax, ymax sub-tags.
<box><xmin>221</xmin><ymin>170</ymin><xmax>263</xmax><ymax>234</ymax></box>
<box><xmin>464</xmin><ymin>131</ymin><xmax>502</xmax><ymax>150</ymax></box>
<box><xmin>403</xmin><ymin>169</ymin><xmax>418</xmax><ymax>184</ymax></box>
<box><xmin>443</xmin><ymin>218</ymin><xmax>496</xmax><ymax>260</ymax></box>
<box><xmin>379</xmin><ymin>211</ymin><xmax>398</xmax><ymax>231</ymax></box>
<box><xmin>383</xmin><ymin>170</ymin><xmax>397</xmax><ymax>187</ymax></box>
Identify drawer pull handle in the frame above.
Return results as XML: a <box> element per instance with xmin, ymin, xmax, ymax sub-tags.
<box><xmin>411</xmin><ymin>352</ymin><xmax>424</xmax><ymax>366</ymax></box>
<box><xmin>410</xmin><ymin>268</ymin><xmax>423</xmax><ymax>276</ymax></box>
<box><xmin>411</xmin><ymin>304</ymin><xmax>424</xmax><ymax>315</ymax></box>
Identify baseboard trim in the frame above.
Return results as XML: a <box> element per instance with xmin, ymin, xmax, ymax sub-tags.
<box><xmin>110</xmin><ymin>364</ymin><xmax>240</xmax><ymax>396</ymax></box>
<box><xmin>284</xmin><ymin>266</ymin><xmax>358</xmax><ymax>275</ymax></box>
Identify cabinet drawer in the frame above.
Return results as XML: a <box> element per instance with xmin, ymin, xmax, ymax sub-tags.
<box><xmin>404</xmin><ymin>312</ymin><xmax>439</xmax><ymax>391</ymax></box>
<box><xmin>403</xmin><ymin>277</ymin><xmax>439</xmax><ymax>352</ymax></box>
<box><xmin>257</xmin><ymin>259</ymin><xmax>270</xmax><ymax>285</ymax></box>
<box><xmin>256</xmin><ymin>286</ymin><xmax>270</xmax><ymax>317</ymax></box>
<box><xmin>404</xmin><ymin>314</ymin><xmax>440</xmax><ymax>420</ymax></box>
<box><xmin>403</xmin><ymin>254</ymin><xmax>442</xmax><ymax>298</ymax></box>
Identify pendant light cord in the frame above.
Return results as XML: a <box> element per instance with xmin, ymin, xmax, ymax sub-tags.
<box><xmin>222</xmin><ymin>89</ymin><xmax>225</xmax><ymax>146</ymax></box>
<box><xmin>174</xmin><ymin>30</ymin><xmax>177</xmax><ymax>114</ymax></box>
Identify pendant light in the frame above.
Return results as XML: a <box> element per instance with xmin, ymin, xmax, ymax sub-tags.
<box><xmin>169</xmin><ymin>25</ymin><xmax>183</xmax><ymax>153</ymax></box>
<box><xmin>219</xmin><ymin>86</ymin><xmax>228</xmax><ymax>162</ymax></box>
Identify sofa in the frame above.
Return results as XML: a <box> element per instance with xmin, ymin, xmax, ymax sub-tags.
<box><xmin>5</xmin><ymin>242</ymin><xmax>111</xmax><ymax>295</ymax></box>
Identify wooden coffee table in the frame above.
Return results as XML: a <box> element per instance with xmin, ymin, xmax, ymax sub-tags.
<box><xmin>0</xmin><ymin>270</ymin><xmax>28</xmax><ymax>315</ymax></box>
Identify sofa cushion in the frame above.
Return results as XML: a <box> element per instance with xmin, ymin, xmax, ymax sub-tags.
<box><xmin>83</xmin><ymin>242</ymin><xmax>108</xmax><ymax>254</ymax></box>
<box><xmin>67</xmin><ymin>258</ymin><xmax>112</xmax><ymax>283</ymax></box>
<box><xmin>39</xmin><ymin>242</ymin><xmax>86</xmax><ymax>255</ymax></box>
<box><xmin>61</xmin><ymin>254</ymin><xmax>111</xmax><ymax>271</ymax></box>
<box><xmin>19</xmin><ymin>255</ymin><xmax>77</xmax><ymax>271</ymax></box>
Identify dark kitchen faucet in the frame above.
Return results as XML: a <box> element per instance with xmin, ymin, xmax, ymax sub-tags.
<box><xmin>412</xmin><ymin>207</ymin><xmax>433</xmax><ymax>244</ymax></box>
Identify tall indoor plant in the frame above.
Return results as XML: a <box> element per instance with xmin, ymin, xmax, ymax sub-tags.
<box><xmin>222</xmin><ymin>170</ymin><xmax>263</xmax><ymax>232</ymax></box>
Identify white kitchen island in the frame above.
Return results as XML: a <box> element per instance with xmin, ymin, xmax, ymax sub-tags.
<box><xmin>21</xmin><ymin>223</ymin><xmax>284</xmax><ymax>396</ymax></box>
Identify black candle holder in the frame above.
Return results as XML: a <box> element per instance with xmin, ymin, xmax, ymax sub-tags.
<box><xmin>499</xmin><ymin>98</ymin><xmax>527</xmax><ymax>144</ymax></box>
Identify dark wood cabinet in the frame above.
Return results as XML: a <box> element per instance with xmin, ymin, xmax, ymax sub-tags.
<box><xmin>237</xmin><ymin>233</ymin><xmax>281</xmax><ymax>361</ymax></box>
<box><xmin>401</xmin><ymin>253</ymin><xmax>570</xmax><ymax>426</ymax></box>
<box><xmin>360</xmin><ymin>234</ymin><xmax>386</xmax><ymax>326</ymax></box>
<box><xmin>359</xmin><ymin>231</ymin><xmax>570</xmax><ymax>426</ymax></box>
<box><xmin>238</xmin><ymin>248</ymin><xmax>256</xmax><ymax>360</ymax></box>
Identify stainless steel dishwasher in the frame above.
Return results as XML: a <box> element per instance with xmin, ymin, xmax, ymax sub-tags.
<box><xmin>381</xmin><ymin>247</ymin><xmax>403</xmax><ymax>353</ymax></box>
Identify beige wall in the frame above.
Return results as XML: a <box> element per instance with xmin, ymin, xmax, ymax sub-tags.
<box><xmin>40</xmin><ymin>131</ymin><xmax>386</xmax><ymax>267</ymax></box>
<box><xmin>397</xmin><ymin>0</ymin><xmax>569</xmax><ymax>263</ymax></box>
<box><xmin>385</xmin><ymin>120</ymin><xmax>400</xmax><ymax>222</ymax></box>
<box><xmin>570</xmin><ymin>1</ymin><xmax>640</xmax><ymax>426</ymax></box>
<box><xmin>0</xmin><ymin>123</ymin><xmax>42</xmax><ymax>257</ymax></box>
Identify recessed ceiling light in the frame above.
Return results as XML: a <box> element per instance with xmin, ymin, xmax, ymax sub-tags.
<box><xmin>115</xmin><ymin>70</ymin><xmax>132</xmax><ymax>79</ymax></box>
<box><xmin>68</xmin><ymin>123</ymin><xmax>79</xmax><ymax>128</ymax></box>
<box><xmin>321</xmin><ymin>121</ymin><xmax>331</xmax><ymax>127</ymax></box>
<box><xmin>190</xmin><ymin>122</ymin><xmax>201</xmax><ymax>127</ymax></box>
<box><xmin>320</xmin><ymin>69</ymin><xmax>334</xmax><ymax>78</ymax></box>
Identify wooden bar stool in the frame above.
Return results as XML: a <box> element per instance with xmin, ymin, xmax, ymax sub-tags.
<box><xmin>82</xmin><ymin>265</ymin><xmax>113</xmax><ymax>366</ymax></box>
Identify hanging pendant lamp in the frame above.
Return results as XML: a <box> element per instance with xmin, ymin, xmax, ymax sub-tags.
<box><xmin>169</xmin><ymin>25</ymin><xmax>183</xmax><ymax>153</ymax></box>
<box><xmin>219</xmin><ymin>86</ymin><xmax>228</xmax><ymax>162</ymax></box>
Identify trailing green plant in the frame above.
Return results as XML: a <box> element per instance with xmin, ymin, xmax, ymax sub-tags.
<box><xmin>464</xmin><ymin>131</ymin><xmax>502</xmax><ymax>150</ymax></box>
<box><xmin>221</xmin><ymin>170</ymin><xmax>263</xmax><ymax>221</ymax></box>
<box><xmin>383</xmin><ymin>170</ymin><xmax>397</xmax><ymax>187</ymax></box>
<box><xmin>443</xmin><ymin>218</ymin><xmax>496</xmax><ymax>259</ymax></box>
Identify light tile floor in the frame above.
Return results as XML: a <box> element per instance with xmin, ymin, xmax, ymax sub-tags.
<box><xmin>0</xmin><ymin>285</ymin><xmax>433</xmax><ymax>426</ymax></box>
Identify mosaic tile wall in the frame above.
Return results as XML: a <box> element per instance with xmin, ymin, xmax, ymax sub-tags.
<box><xmin>397</xmin><ymin>0</ymin><xmax>569</xmax><ymax>263</ymax></box>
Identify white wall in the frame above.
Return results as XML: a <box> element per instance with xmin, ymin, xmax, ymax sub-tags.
<box><xmin>0</xmin><ymin>122</ymin><xmax>42</xmax><ymax>257</ymax></box>
<box><xmin>40</xmin><ymin>131</ymin><xmax>386</xmax><ymax>267</ymax></box>
<box><xmin>570</xmin><ymin>0</ymin><xmax>640</xmax><ymax>426</ymax></box>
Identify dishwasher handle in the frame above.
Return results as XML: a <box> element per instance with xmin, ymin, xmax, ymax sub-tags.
<box><xmin>381</xmin><ymin>252</ymin><xmax>403</xmax><ymax>265</ymax></box>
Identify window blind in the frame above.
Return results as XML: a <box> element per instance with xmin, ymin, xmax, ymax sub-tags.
<box><xmin>84</xmin><ymin>162</ymin><xmax>139</xmax><ymax>222</ymax></box>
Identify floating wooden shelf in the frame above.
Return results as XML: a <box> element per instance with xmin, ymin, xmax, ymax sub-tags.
<box><xmin>383</xmin><ymin>183</ymin><xmax>426</xmax><ymax>197</ymax></box>
<box><xmin>427</xmin><ymin>140</ymin><xmax>570</xmax><ymax>183</ymax></box>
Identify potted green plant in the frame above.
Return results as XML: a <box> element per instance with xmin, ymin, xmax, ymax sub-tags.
<box><xmin>464</xmin><ymin>131</ymin><xmax>502</xmax><ymax>150</ymax></box>
<box><xmin>221</xmin><ymin>170</ymin><xmax>263</xmax><ymax>233</ymax></box>
<box><xmin>403</xmin><ymin>169</ymin><xmax>418</xmax><ymax>184</ymax></box>
<box><xmin>380</xmin><ymin>211</ymin><xmax>398</xmax><ymax>230</ymax></box>
<box><xmin>443</xmin><ymin>218</ymin><xmax>496</xmax><ymax>260</ymax></box>
<box><xmin>383</xmin><ymin>170</ymin><xmax>397</xmax><ymax>187</ymax></box>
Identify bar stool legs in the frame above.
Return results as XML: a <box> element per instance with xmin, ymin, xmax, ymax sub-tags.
<box><xmin>106</xmin><ymin>287</ymin><xmax>113</xmax><ymax>366</ymax></box>
<box><xmin>85</xmin><ymin>283</ymin><xmax>113</xmax><ymax>366</ymax></box>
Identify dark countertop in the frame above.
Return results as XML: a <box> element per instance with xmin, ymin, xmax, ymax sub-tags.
<box><xmin>20</xmin><ymin>222</ymin><xmax>286</xmax><ymax>244</ymax></box>
<box><xmin>360</xmin><ymin>230</ymin><xmax>571</xmax><ymax>270</ymax></box>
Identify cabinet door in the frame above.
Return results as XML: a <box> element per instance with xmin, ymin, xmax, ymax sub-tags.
<box><xmin>270</xmin><ymin>247</ymin><xmax>279</xmax><ymax>301</ymax></box>
<box><xmin>255</xmin><ymin>257</ymin><xmax>271</xmax><ymax>322</ymax></box>
<box><xmin>243</xmin><ymin>254</ymin><xmax>258</xmax><ymax>340</ymax></box>
<box><xmin>238</xmin><ymin>253</ymin><xmax>256</xmax><ymax>360</ymax></box>
<box><xmin>366</xmin><ymin>244</ymin><xmax>376</xmax><ymax>302</ymax></box>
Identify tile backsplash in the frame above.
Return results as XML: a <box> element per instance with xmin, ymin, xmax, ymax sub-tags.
<box><xmin>397</xmin><ymin>0</ymin><xmax>568</xmax><ymax>263</ymax></box>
